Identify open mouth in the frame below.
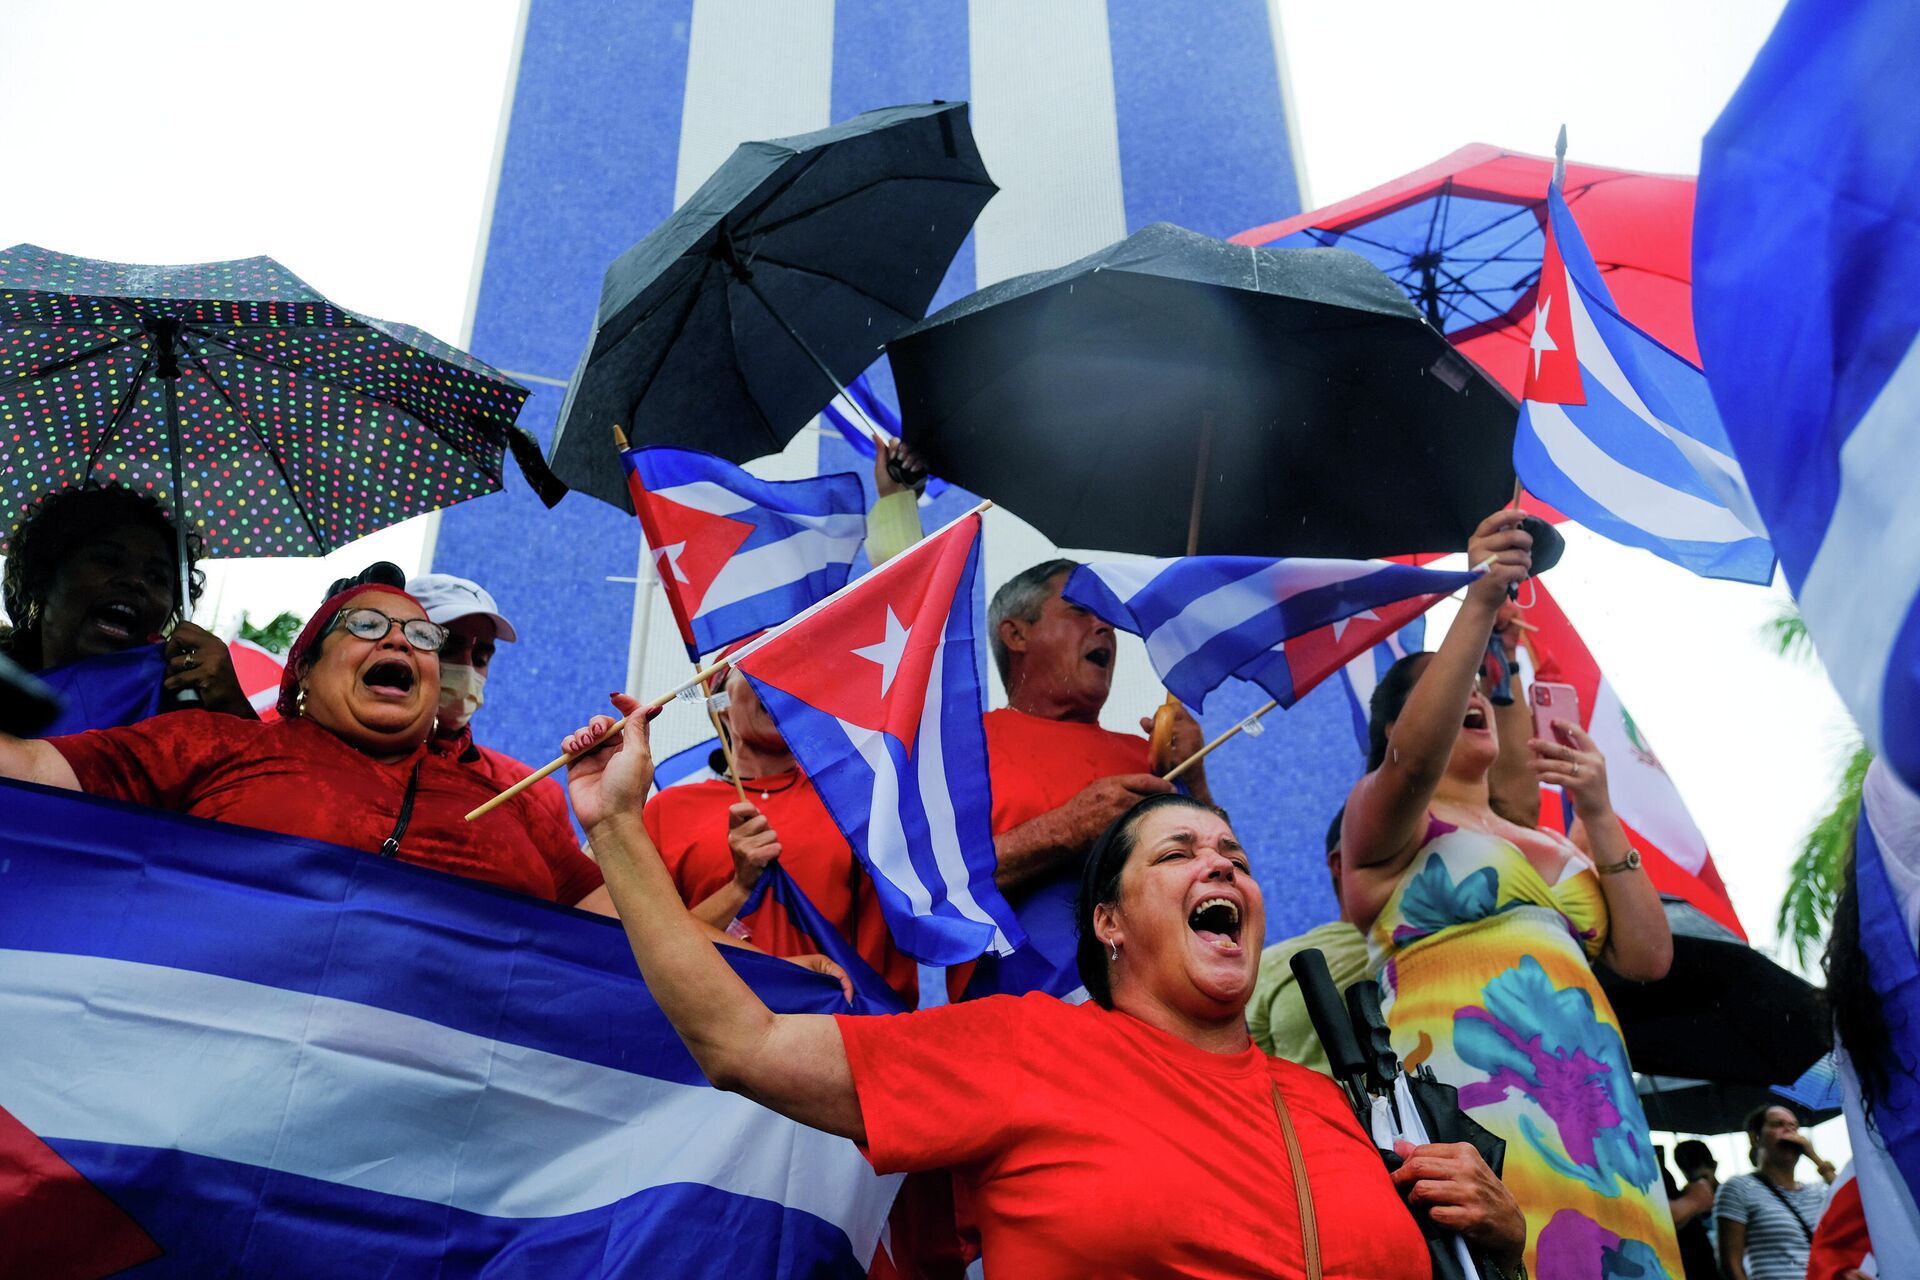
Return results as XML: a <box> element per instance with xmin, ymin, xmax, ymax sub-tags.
<box><xmin>1187</xmin><ymin>896</ymin><xmax>1243</xmax><ymax>951</ymax></box>
<box><xmin>1084</xmin><ymin>645</ymin><xmax>1113</xmax><ymax>670</ymax></box>
<box><xmin>362</xmin><ymin>659</ymin><xmax>416</xmax><ymax>697</ymax></box>
<box><xmin>88</xmin><ymin>601</ymin><xmax>143</xmax><ymax>643</ymax></box>
<box><xmin>1462</xmin><ymin>706</ymin><xmax>1489</xmax><ymax>732</ymax></box>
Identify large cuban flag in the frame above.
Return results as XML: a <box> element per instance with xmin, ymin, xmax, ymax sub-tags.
<box><xmin>1695</xmin><ymin>0</ymin><xmax>1920</xmax><ymax>793</ymax></box>
<box><xmin>0</xmin><ymin>782</ymin><xmax>900</xmax><ymax>1279</ymax></box>
<box><xmin>731</xmin><ymin>512</ymin><xmax>1022</xmax><ymax>965</ymax></box>
<box><xmin>1516</xmin><ymin>183</ymin><xmax>1774</xmax><ymax>584</ymax></box>
<box><xmin>1062</xmin><ymin>556</ymin><xmax>1477</xmax><ymax>712</ymax></box>
<box><xmin>1337</xmin><ymin>614</ymin><xmax>1428</xmax><ymax>755</ymax></box>
<box><xmin>623</xmin><ymin>445</ymin><xmax>867</xmax><ymax>660</ymax></box>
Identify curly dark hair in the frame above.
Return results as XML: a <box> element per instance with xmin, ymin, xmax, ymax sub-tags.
<box><xmin>1</xmin><ymin>483</ymin><xmax>203</xmax><ymax>669</ymax></box>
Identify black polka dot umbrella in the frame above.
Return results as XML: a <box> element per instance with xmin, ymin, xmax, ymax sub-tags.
<box><xmin>0</xmin><ymin>245</ymin><xmax>563</xmax><ymax>600</ymax></box>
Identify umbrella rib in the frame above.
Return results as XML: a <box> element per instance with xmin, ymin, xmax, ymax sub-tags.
<box><xmin>180</xmin><ymin>344</ymin><xmax>330</xmax><ymax>553</ymax></box>
<box><xmin>718</xmin><ymin>279</ymin><xmax>792</xmax><ymax>452</ymax></box>
<box><xmin>79</xmin><ymin>347</ymin><xmax>157</xmax><ymax>483</ymax></box>
<box><xmin>0</xmin><ymin>328</ymin><xmax>142</xmax><ymax>392</ymax></box>
<box><xmin>740</xmin><ymin>251</ymin><xmax>918</xmax><ymax>322</ymax></box>
<box><xmin>739</xmin><ymin>173</ymin><xmax>998</xmax><ymax>242</ymax></box>
<box><xmin>1433</xmin><ymin>202</ymin><xmax>1541</xmax><ymax>256</ymax></box>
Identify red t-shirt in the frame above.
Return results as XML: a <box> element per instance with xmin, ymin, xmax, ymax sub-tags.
<box><xmin>982</xmin><ymin>707</ymin><xmax>1152</xmax><ymax>835</ymax></box>
<box><xmin>471</xmin><ymin>739</ymin><xmax>573</xmax><ymax>837</ymax></box>
<box><xmin>643</xmin><ymin>772</ymin><xmax>917</xmax><ymax>1001</ymax></box>
<box><xmin>50</xmin><ymin>712</ymin><xmax>603</xmax><ymax>905</ymax></box>
<box><xmin>838</xmin><ymin>994</ymin><xmax>1427</xmax><ymax>1280</ymax></box>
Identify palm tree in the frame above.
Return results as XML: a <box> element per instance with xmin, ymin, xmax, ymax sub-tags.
<box><xmin>1766</xmin><ymin>605</ymin><xmax>1872</xmax><ymax>965</ymax></box>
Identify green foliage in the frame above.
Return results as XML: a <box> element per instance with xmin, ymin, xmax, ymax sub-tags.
<box><xmin>237</xmin><ymin>609</ymin><xmax>303</xmax><ymax>655</ymax></box>
<box><xmin>1774</xmin><ymin>738</ymin><xmax>1870</xmax><ymax>966</ymax></box>
<box><xmin>1763</xmin><ymin>603</ymin><xmax>1819</xmax><ymax>664</ymax></box>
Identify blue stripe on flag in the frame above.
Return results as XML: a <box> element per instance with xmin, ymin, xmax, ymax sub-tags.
<box><xmin>47</xmin><ymin>1143</ymin><xmax>869</xmax><ymax>1280</ymax></box>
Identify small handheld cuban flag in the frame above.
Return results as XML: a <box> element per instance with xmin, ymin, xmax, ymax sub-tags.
<box><xmin>622</xmin><ymin>445</ymin><xmax>867</xmax><ymax>659</ymax></box>
<box><xmin>1515</xmin><ymin>175</ymin><xmax>1773</xmax><ymax>584</ymax></box>
<box><xmin>1062</xmin><ymin>556</ymin><xmax>1477</xmax><ymax>712</ymax></box>
<box><xmin>730</xmin><ymin>510</ymin><xmax>1023</xmax><ymax>965</ymax></box>
<box><xmin>1696</xmin><ymin>0</ymin><xmax>1920</xmax><ymax>793</ymax></box>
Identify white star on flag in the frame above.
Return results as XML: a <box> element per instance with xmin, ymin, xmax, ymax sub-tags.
<box><xmin>852</xmin><ymin>606</ymin><xmax>911</xmax><ymax>697</ymax></box>
<box><xmin>1530</xmin><ymin>295</ymin><xmax>1559</xmax><ymax>379</ymax></box>
<box><xmin>1330</xmin><ymin>608</ymin><xmax>1379</xmax><ymax>642</ymax></box>
<box><xmin>652</xmin><ymin>542</ymin><xmax>689</xmax><ymax>584</ymax></box>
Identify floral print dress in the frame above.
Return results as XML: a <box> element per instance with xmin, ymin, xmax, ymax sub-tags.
<box><xmin>1368</xmin><ymin>823</ymin><xmax>1682</xmax><ymax>1280</ymax></box>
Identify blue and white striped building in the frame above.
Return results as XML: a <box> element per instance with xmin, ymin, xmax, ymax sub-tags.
<box><xmin>433</xmin><ymin>0</ymin><xmax>1361</xmax><ymax>938</ymax></box>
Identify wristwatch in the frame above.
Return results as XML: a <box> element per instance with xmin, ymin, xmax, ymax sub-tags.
<box><xmin>1595</xmin><ymin>849</ymin><xmax>1642</xmax><ymax>876</ymax></box>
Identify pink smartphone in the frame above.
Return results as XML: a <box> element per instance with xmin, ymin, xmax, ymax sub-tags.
<box><xmin>1531</xmin><ymin>681</ymin><xmax>1580</xmax><ymax>744</ymax></box>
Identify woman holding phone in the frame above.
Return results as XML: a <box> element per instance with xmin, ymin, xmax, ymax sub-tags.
<box><xmin>1341</xmin><ymin>508</ymin><xmax>1679</xmax><ymax>1278</ymax></box>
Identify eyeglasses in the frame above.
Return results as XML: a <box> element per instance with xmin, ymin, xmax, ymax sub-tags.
<box><xmin>324</xmin><ymin>607</ymin><xmax>449</xmax><ymax>653</ymax></box>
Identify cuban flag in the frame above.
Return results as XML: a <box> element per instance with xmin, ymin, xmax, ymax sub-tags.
<box><xmin>1833</xmin><ymin>759</ymin><xmax>1920</xmax><ymax>1273</ymax></box>
<box><xmin>33</xmin><ymin>643</ymin><xmax>166</xmax><ymax>737</ymax></box>
<box><xmin>654</xmin><ymin>735</ymin><xmax>724</xmax><ymax>788</ymax></box>
<box><xmin>730</xmin><ymin>512</ymin><xmax>1022</xmax><ymax>965</ymax></box>
<box><xmin>1062</xmin><ymin>557</ymin><xmax>1476</xmax><ymax>712</ymax></box>
<box><xmin>0</xmin><ymin>782</ymin><xmax>900</xmax><ymax>1279</ymax></box>
<box><xmin>1695</xmin><ymin>0</ymin><xmax>1920</xmax><ymax>793</ymax></box>
<box><xmin>1337</xmin><ymin>614</ymin><xmax>1428</xmax><ymax>755</ymax></box>
<box><xmin>622</xmin><ymin>445</ymin><xmax>867</xmax><ymax>660</ymax></box>
<box><xmin>1515</xmin><ymin>183</ymin><xmax>1773</xmax><ymax>584</ymax></box>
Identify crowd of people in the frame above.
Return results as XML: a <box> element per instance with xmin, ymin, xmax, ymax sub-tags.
<box><xmin>0</xmin><ymin>465</ymin><xmax>1846</xmax><ymax>1280</ymax></box>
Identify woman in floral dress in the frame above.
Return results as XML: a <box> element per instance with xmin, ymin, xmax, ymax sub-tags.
<box><xmin>1340</xmin><ymin>510</ymin><xmax>1681</xmax><ymax>1279</ymax></box>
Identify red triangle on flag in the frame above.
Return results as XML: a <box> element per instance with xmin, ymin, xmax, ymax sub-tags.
<box><xmin>627</xmin><ymin>473</ymin><xmax>754</xmax><ymax>640</ymax></box>
<box><xmin>1281</xmin><ymin>593</ymin><xmax>1443</xmax><ymax>703</ymax></box>
<box><xmin>0</xmin><ymin>1101</ymin><xmax>160</xmax><ymax>1279</ymax></box>
<box><xmin>737</xmin><ymin>516</ymin><xmax>980</xmax><ymax>748</ymax></box>
<box><xmin>1522</xmin><ymin>213</ymin><xmax>1587</xmax><ymax>406</ymax></box>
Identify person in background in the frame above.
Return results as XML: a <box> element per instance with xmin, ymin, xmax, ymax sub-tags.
<box><xmin>1246</xmin><ymin>808</ymin><xmax>1368</xmax><ymax>1072</ymax></box>
<box><xmin>564</xmin><ymin>699</ymin><xmax>1529</xmax><ymax>1280</ymax></box>
<box><xmin>405</xmin><ymin>572</ymin><xmax>570</xmax><ymax>836</ymax></box>
<box><xmin>1666</xmin><ymin>1139</ymin><xmax>1721</xmax><ymax>1280</ymax></box>
<box><xmin>1341</xmin><ymin>508</ymin><xmax>1679</xmax><ymax>1276</ymax></box>
<box><xmin>1715</xmin><ymin>1104</ymin><xmax>1837</xmax><ymax>1280</ymax></box>
<box><xmin>2</xmin><ymin>484</ymin><xmax>252</xmax><ymax>729</ymax></box>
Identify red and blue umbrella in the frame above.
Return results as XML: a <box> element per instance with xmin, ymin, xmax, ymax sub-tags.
<box><xmin>1234</xmin><ymin>143</ymin><xmax>1697</xmax><ymax>399</ymax></box>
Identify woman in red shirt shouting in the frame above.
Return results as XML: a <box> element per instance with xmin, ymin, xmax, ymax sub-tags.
<box><xmin>565</xmin><ymin>695</ymin><xmax>1527</xmax><ymax>1280</ymax></box>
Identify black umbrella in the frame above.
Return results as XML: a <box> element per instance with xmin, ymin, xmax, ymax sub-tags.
<box><xmin>1600</xmin><ymin>897</ymin><xmax>1829</xmax><ymax>1087</ymax></box>
<box><xmin>887</xmin><ymin>221</ymin><xmax>1518</xmax><ymax>559</ymax></box>
<box><xmin>550</xmin><ymin>101</ymin><xmax>996</xmax><ymax>511</ymax></box>
<box><xmin>0</xmin><ymin>245</ymin><xmax>560</xmax><ymax>608</ymax></box>
<box><xmin>1634</xmin><ymin>1074</ymin><xmax>1838</xmax><ymax>1136</ymax></box>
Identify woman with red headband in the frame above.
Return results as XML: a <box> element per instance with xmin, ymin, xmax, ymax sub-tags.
<box><xmin>0</xmin><ymin>563</ymin><xmax>603</xmax><ymax>904</ymax></box>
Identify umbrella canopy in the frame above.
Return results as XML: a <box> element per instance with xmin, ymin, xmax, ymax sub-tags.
<box><xmin>1234</xmin><ymin>144</ymin><xmax>1697</xmax><ymax>399</ymax></box>
<box><xmin>0</xmin><ymin>245</ymin><xmax>555</xmax><ymax>564</ymax></box>
<box><xmin>1600</xmin><ymin>898</ymin><xmax>1829</xmax><ymax>1087</ymax></box>
<box><xmin>888</xmin><ymin>221</ymin><xmax>1518</xmax><ymax>560</ymax></box>
<box><xmin>1635</xmin><ymin>1075</ymin><xmax>1838</xmax><ymax>1137</ymax></box>
<box><xmin>551</xmin><ymin>101</ymin><xmax>996</xmax><ymax>511</ymax></box>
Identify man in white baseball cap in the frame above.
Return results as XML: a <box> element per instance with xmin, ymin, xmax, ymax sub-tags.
<box><xmin>406</xmin><ymin>572</ymin><xmax>570</xmax><ymax>833</ymax></box>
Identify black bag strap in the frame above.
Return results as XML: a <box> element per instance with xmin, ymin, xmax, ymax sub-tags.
<box><xmin>1750</xmin><ymin>1172</ymin><xmax>1815</xmax><ymax>1243</ymax></box>
<box><xmin>379</xmin><ymin>760</ymin><xmax>426</xmax><ymax>858</ymax></box>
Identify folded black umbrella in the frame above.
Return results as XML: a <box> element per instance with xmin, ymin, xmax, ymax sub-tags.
<box><xmin>551</xmin><ymin>101</ymin><xmax>996</xmax><ymax>511</ymax></box>
<box><xmin>888</xmin><ymin>222</ymin><xmax>1518</xmax><ymax>559</ymax></box>
<box><xmin>1601</xmin><ymin>897</ymin><xmax>1829</xmax><ymax>1087</ymax></box>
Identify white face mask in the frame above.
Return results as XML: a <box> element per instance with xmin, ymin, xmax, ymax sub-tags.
<box><xmin>437</xmin><ymin>663</ymin><xmax>486</xmax><ymax>730</ymax></box>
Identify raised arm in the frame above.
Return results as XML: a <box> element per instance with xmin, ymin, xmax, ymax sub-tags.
<box><xmin>1342</xmin><ymin>511</ymin><xmax>1532</xmax><ymax>874</ymax></box>
<box><xmin>1542</xmin><ymin>724</ymin><xmax>1673</xmax><ymax>981</ymax></box>
<box><xmin>566</xmin><ymin>698</ymin><xmax>864</xmax><ymax>1141</ymax></box>
<box><xmin>0</xmin><ymin>733</ymin><xmax>81</xmax><ymax>791</ymax></box>
<box><xmin>1485</xmin><ymin>605</ymin><xmax>1541</xmax><ymax>829</ymax></box>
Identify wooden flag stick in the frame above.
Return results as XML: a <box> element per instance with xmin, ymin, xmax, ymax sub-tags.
<box><xmin>465</xmin><ymin>497</ymin><xmax>996</xmax><ymax>822</ymax></box>
<box><xmin>1163</xmin><ymin>699</ymin><xmax>1279</xmax><ymax>783</ymax></box>
<box><xmin>706</xmin><ymin>688</ymin><xmax>749</xmax><ymax>804</ymax></box>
